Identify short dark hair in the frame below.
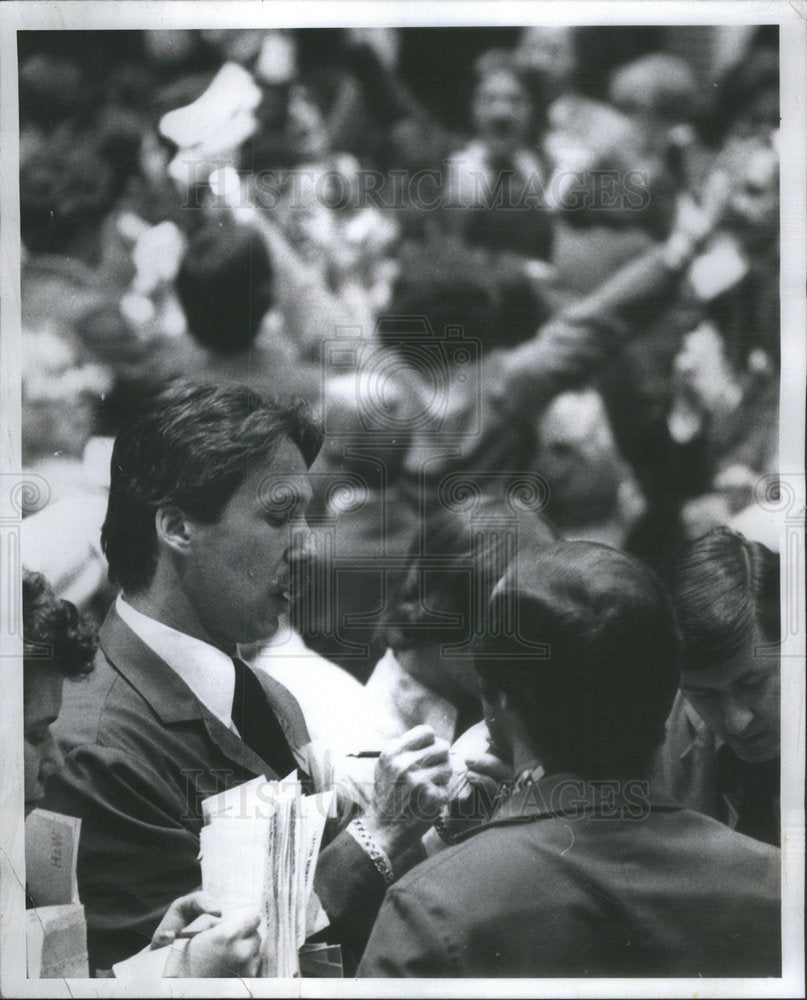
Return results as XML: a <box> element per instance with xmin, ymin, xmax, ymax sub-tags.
<box><xmin>673</xmin><ymin>527</ymin><xmax>780</xmax><ymax>669</ymax></box>
<box><xmin>379</xmin><ymin>497</ymin><xmax>558</xmax><ymax>653</ymax></box>
<box><xmin>475</xmin><ymin>541</ymin><xmax>679</xmax><ymax>779</ymax></box>
<box><xmin>101</xmin><ymin>380</ymin><xmax>322</xmax><ymax>594</ymax></box>
<box><xmin>383</xmin><ymin>239</ymin><xmax>548</xmax><ymax>359</ymax></box>
<box><xmin>176</xmin><ymin>222</ymin><xmax>274</xmax><ymax>355</ymax></box>
<box><xmin>23</xmin><ymin>570</ymin><xmax>97</xmax><ymax>677</ymax></box>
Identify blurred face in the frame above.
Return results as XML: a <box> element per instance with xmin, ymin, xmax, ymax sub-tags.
<box><xmin>473</xmin><ymin>70</ymin><xmax>531</xmax><ymax>156</ymax></box>
<box><xmin>725</xmin><ymin>140</ymin><xmax>778</xmax><ymax>243</ymax></box>
<box><xmin>182</xmin><ymin>437</ymin><xmax>312</xmax><ymax>651</ymax></box>
<box><xmin>515</xmin><ymin>26</ymin><xmax>575</xmax><ymax>89</ymax></box>
<box><xmin>681</xmin><ymin>625</ymin><xmax>780</xmax><ymax>763</ymax></box>
<box><xmin>24</xmin><ymin>663</ymin><xmax>64</xmax><ymax>815</ymax></box>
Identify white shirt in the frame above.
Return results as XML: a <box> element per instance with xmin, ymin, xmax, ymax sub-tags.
<box><xmin>115</xmin><ymin>595</ymin><xmax>237</xmax><ymax>732</ymax></box>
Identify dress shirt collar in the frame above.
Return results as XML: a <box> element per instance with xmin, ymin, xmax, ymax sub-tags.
<box><xmin>115</xmin><ymin>595</ymin><xmax>236</xmax><ymax>731</ymax></box>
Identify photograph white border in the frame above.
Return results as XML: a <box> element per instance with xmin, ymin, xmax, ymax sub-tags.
<box><xmin>1</xmin><ymin>2</ymin><xmax>804</xmax><ymax>997</ymax></box>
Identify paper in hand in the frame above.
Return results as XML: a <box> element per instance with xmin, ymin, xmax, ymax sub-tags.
<box><xmin>199</xmin><ymin>777</ymin><xmax>335</xmax><ymax>977</ymax></box>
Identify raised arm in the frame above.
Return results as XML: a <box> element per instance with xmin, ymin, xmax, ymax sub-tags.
<box><xmin>498</xmin><ymin>179</ymin><xmax>731</xmax><ymax>417</ymax></box>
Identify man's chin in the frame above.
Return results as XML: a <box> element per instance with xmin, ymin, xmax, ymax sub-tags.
<box><xmin>236</xmin><ymin>613</ymin><xmax>289</xmax><ymax>653</ymax></box>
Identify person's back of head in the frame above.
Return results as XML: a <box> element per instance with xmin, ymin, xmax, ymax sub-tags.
<box><xmin>475</xmin><ymin>541</ymin><xmax>678</xmax><ymax>779</ymax></box>
<box><xmin>23</xmin><ymin>569</ymin><xmax>97</xmax><ymax>677</ymax></box>
<box><xmin>383</xmin><ymin>239</ymin><xmax>548</xmax><ymax>361</ymax></box>
<box><xmin>176</xmin><ymin>222</ymin><xmax>274</xmax><ymax>355</ymax></box>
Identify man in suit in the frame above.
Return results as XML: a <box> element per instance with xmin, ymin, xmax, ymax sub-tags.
<box><xmin>359</xmin><ymin>541</ymin><xmax>781</xmax><ymax>977</ymax></box>
<box><xmin>47</xmin><ymin>381</ymin><xmax>452</xmax><ymax>973</ymax></box>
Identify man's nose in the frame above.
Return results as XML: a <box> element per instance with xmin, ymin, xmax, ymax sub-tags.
<box><xmin>723</xmin><ymin>695</ymin><xmax>754</xmax><ymax>737</ymax></box>
<box><xmin>288</xmin><ymin>521</ymin><xmax>316</xmax><ymax>563</ymax></box>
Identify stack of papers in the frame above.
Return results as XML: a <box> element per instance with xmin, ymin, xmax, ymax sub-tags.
<box><xmin>200</xmin><ymin>775</ymin><xmax>335</xmax><ymax>978</ymax></box>
<box><xmin>25</xmin><ymin>809</ymin><xmax>89</xmax><ymax>978</ymax></box>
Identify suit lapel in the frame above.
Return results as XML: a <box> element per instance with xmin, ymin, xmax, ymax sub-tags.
<box><xmin>99</xmin><ymin>607</ymin><xmax>281</xmax><ymax>780</ymax></box>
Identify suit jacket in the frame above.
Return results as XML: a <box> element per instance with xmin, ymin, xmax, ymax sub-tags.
<box><xmin>358</xmin><ymin>771</ymin><xmax>781</xmax><ymax>978</ymax></box>
<box><xmin>47</xmin><ymin>607</ymin><xmax>386</xmax><ymax>972</ymax></box>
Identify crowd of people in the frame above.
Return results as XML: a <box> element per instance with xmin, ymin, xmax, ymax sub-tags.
<box><xmin>17</xmin><ymin>25</ymin><xmax>783</xmax><ymax>981</ymax></box>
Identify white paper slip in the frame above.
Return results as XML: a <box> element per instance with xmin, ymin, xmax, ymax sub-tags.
<box><xmin>26</xmin><ymin>903</ymin><xmax>89</xmax><ymax>978</ymax></box>
<box><xmin>25</xmin><ymin>808</ymin><xmax>82</xmax><ymax>907</ymax></box>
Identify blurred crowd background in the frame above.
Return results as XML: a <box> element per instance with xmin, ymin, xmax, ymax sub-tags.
<box><xmin>19</xmin><ymin>24</ymin><xmax>780</xmax><ymax>677</ymax></box>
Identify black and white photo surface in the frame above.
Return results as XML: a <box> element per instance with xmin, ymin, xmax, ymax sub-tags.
<box><xmin>0</xmin><ymin>2</ymin><xmax>804</xmax><ymax>997</ymax></box>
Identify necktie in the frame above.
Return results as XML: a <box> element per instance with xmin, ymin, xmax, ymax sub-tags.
<box><xmin>231</xmin><ymin>658</ymin><xmax>299</xmax><ymax>780</ymax></box>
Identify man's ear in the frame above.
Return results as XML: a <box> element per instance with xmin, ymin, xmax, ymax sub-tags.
<box><xmin>155</xmin><ymin>506</ymin><xmax>193</xmax><ymax>556</ymax></box>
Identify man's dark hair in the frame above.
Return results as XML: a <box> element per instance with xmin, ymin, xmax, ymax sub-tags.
<box><xmin>23</xmin><ymin>570</ymin><xmax>97</xmax><ymax>676</ymax></box>
<box><xmin>381</xmin><ymin>239</ymin><xmax>549</xmax><ymax>360</ymax></box>
<box><xmin>475</xmin><ymin>541</ymin><xmax>679</xmax><ymax>779</ymax></box>
<box><xmin>672</xmin><ymin>527</ymin><xmax>780</xmax><ymax>669</ymax></box>
<box><xmin>176</xmin><ymin>222</ymin><xmax>274</xmax><ymax>355</ymax></box>
<box><xmin>378</xmin><ymin>497</ymin><xmax>557</xmax><ymax>653</ymax></box>
<box><xmin>101</xmin><ymin>380</ymin><xmax>322</xmax><ymax>594</ymax></box>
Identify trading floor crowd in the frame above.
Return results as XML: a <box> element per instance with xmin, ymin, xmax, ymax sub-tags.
<box><xmin>18</xmin><ymin>25</ymin><xmax>782</xmax><ymax>979</ymax></box>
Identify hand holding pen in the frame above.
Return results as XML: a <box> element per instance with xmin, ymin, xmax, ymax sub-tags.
<box><xmin>151</xmin><ymin>890</ymin><xmax>261</xmax><ymax>977</ymax></box>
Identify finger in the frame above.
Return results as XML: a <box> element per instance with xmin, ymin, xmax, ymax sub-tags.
<box><xmin>383</xmin><ymin>725</ymin><xmax>437</xmax><ymax>757</ymax></box>
<box><xmin>183</xmin><ymin>913</ymin><xmax>222</xmax><ymax>935</ymax></box>
<box><xmin>418</xmin><ymin>762</ymin><xmax>453</xmax><ymax>787</ymax></box>
<box><xmin>222</xmin><ymin>911</ymin><xmax>262</xmax><ymax>938</ymax></box>
<box><xmin>407</xmin><ymin>741</ymin><xmax>450</xmax><ymax>770</ymax></box>
<box><xmin>151</xmin><ymin>893</ymin><xmax>221</xmax><ymax>945</ymax></box>
<box><xmin>464</xmin><ymin>753</ymin><xmax>513</xmax><ymax>783</ymax></box>
<box><xmin>384</xmin><ymin>747</ymin><xmax>449</xmax><ymax>784</ymax></box>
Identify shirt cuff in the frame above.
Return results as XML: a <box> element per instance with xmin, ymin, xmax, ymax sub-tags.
<box><xmin>346</xmin><ymin>818</ymin><xmax>396</xmax><ymax>885</ymax></box>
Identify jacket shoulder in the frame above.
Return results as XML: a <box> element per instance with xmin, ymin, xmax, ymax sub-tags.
<box><xmin>53</xmin><ymin>645</ymin><xmax>151</xmax><ymax>750</ymax></box>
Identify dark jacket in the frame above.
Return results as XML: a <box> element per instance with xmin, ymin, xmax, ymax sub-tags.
<box><xmin>47</xmin><ymin>607</ymin><xmax>386</xmax><ymax>972</ymax></box>
<box><xmin>358</xmin><ymin>771</ymin><xmax>781</xmax><ymax>978</ymax></box>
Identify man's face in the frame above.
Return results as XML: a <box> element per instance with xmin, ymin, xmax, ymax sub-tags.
<box><xmin>182</xmin><ymin>437</ymin><xmax>312</xmax><ymax>651</ymax></box>
<box><xmin>473</xmin><ymin>70</ymin><xmax>531</xmax><ymax>156</ymax></box>
<box><xmin>681</xmin><ymin>627</ymin><xmax>780</xmax><ymax>763</ymax></box>
<box><xmin>24</xmin><ymin>663</ymin><xmax>64</xmax><ymax>815</ymax></box>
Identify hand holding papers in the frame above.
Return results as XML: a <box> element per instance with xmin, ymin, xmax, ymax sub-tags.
<box><xmin>199</xmin><ymin>774</ymin><xmax>335</xmax><ymax>978</ymax></box>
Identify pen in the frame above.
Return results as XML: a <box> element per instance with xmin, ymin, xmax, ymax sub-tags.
<box><xmin>346</xmin><ymin>750</ymin><xmax>382</xmax><ymax>758</ymax></box>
